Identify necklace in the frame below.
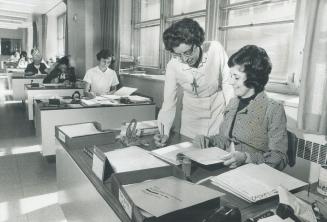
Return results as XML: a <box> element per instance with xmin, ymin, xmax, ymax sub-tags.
<box><xmin>191</xmin><ymin>77</ymin><xmax>199</xmax><ymax>96</ymax></box>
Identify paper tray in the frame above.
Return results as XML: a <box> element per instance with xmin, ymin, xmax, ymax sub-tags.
<box><xmin>111</xmin><ymin>166</ymin><xmax>220</xmax><ymax>222</ymax></box>
<box><xmin>55</xmin><ymin>122</ymin><xmax>116</xmax><ymax>149</ymax></box>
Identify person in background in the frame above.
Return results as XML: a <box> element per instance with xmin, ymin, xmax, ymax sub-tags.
<box><xmin>43</xmin><ymin>56</ymin><xmax>76</xmax><ymax>84</ymax></box>
<box><xmin>25</xmin><ymin>53</ymin><xmax>48</xmax><ymax>75</ymax></box>
<box><xmin>17</xmin><ymin>51</ymin><xmax>28</xmax><ymax>68</ymax></box>
<box><xmin>193</xmin><ymin>45</ymin><xmax>288</xmax><ymax>170</ymax></box>
<box><xmin>10</xmin><ymin>51</ymin><xmax>20</xmax><ymax>62</ymax></box>
<box><xmin>83</xmin><ymin>49</ymin><xmax>119</xmax><ymax>97</ymax></box>
<box><xmin>154</xmin><ymin>18</ymin><xmax>234</xmax><ymax>147</ymax></box>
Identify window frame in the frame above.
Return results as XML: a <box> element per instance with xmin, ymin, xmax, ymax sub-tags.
<box><xmin>218</xmin><ymin>0</ymin><xmax>300</xmax><ymax>94</ymax></box>
<box><xmin>57</xmin><ymin>12</ymin><xmax>66</xmax><ymax>58</ymax></box>
<box><xmin>130</xmin><ymin>0</ymin><xmax>304</xmax><ymax>94</ymax></box>
<box><xmin>132</xmin><ymin>0</ymin><xmax>207</xmax><ymax>74</ymax></box>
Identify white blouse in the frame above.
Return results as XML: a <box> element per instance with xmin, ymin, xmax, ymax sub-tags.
<box><xmin>158</xmin><ymin>41</ymin><xmax>234</xmax><ymax>138</ymax></box>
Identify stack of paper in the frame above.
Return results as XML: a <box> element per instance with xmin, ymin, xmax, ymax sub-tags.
<box><xmin>59</xmin><ymin>123</ymin><xmax>101</xmax><ymax>137</ymax></box>
<box><xmin>182</xmin><ymin>147</ymin><xmax>229</xmax><ymax>165</ymax></box>
<box><xmin>211</xmin><ymin>164</ymin><xmax>307</xmax><ymax>203</ymax></box>
<box><xmin>124</xmin><ymin>176</ymin><xmax>223</xmax><ymax>217</ymax></box>
<box><xmin>105</xmin><ymin>146</ymin><xmax>169</xmax><ymax>173</ymax></box>
<box><xmin>150</xmin><ymin>142</ymin><xmax>198</xmax><ymax>165</ymax></box>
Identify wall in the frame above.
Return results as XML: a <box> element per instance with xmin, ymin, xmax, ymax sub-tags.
<box><xmin>67</xmin><ymin>0</ymin><xmax>102</xmax><ymax>79</ymax></box>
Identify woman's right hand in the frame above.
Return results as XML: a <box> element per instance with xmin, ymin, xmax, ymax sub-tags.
<box><xmin>193</xmin><ymin>135</ymin><xmax>210</xmax><ymax>149</ymax></box>
<box><xmin>154</xmin><ymin>134</ymin><xmax>169</xmax><ymax>147</ymax></box>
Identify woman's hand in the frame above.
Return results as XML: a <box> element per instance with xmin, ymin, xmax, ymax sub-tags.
<box><xmin>153</xmin><ymin>134</ymin><xmax>169</xmax><ymax>147</ymax></box>
<box><xmin>193</xmin><ymin>135</ymin><xmax>209</xmax><ymax>149</ymax></box>
<box><xmin>222</xmin><ymin>151</ymin><xmax>247</xmax><ymax>168</ymax></box>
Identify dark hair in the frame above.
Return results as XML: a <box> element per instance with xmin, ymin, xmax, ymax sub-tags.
<box><xmin>163</xmin><ymin>18</ymin><xmax>205</xmax><ymax>52</ymax></box>
<box><xmin>57</xmin><ymin>56</ymin><xmax>69</xmax><ymax>66</ymax></box>
<box><xmin>20</xmin><ymin>51</ymin><xmax>28</xmax><ymax>61</ymax></box>
<box><xmin>96</xmin><ymin>49</ymin><xmax>113</xmax><ymax>61</ymax></box>
<box><xmin>228</xmin><ymin>45</ymin><xmax>272</xmax><ymax>93</ymax></box>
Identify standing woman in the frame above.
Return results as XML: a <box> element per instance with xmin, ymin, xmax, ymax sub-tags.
<box><xmin>155</xmin><ymin>18</ymin><xmax>234</xmax><ymax>146</ymax></box>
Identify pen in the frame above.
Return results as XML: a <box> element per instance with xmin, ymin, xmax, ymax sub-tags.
<box><xmin>160</xmin><ymin>123</ymin><xmax>164</xmax><ymax>136</ymax></box>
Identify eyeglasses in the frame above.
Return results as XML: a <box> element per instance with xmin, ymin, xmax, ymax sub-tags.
<box><xmin>171</xmin><ymin>45</ymin><xmax>195</xmax><ymax>58</ymax></box>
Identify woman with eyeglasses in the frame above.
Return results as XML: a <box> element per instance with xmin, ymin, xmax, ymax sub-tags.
<box><xmin>154</xmin><ymin>18</ymin><xmax>234</xmax><ymax>147</ymax></box>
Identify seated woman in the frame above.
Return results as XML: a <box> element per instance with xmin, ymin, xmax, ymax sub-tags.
<box><xmin>25</xmin><ymin>53</ymin><xmax>47</xmax><ymax>75</ymax></box>
<box><xmin>193</xmin><ymin>45</ymin><xmax>288</xmax><ymax>170</ymax></box>
<box><xmin>17</xmin><ymin>51</ymin><xmax>28</xmax><ymax>68</ymax></box>
<box><xmin>43</xmin><ymin>56</ymin><xmax>76</xmax><ymax>84</ymax></box>
<box><xmin>83</xmin><ymin>49</ymin><xmax>119</xmax><ymax>97</ymax></box>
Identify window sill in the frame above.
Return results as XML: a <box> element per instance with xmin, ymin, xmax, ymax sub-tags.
<box><xmin>120</xmin><ymin>72</ymin><xmax>165</xmax><ymax>81</ymax></box>
<box><xmin>266</xmin><ymin>92</ymin><xmax>299</xmax><ymax>108</ymax></box>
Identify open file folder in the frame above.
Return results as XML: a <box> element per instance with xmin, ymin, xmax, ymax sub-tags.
<box><xmin>210</xmin><ymin>163</ymin><xmax>307</xmax><ymax>203</ymax></box>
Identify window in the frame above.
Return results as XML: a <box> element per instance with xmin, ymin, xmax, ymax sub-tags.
<box><xmin>129</xmin><ymin>0</ymin><xmax>207</xmax><ymax>72</ymax></box>
<box><xmin>57</xmin><ymin>13</ymin><xmax>66</xmax><ymax>58</ymax></box>
<box><xmin>219</xmin><ymin>0</ymin><xmax>297</xmax><ymax>84</ymax></box>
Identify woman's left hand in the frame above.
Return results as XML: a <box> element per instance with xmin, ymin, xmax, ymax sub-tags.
<box><xmin>222</xmin><ymin>151</ymin><xmax>247</xmax><ymax>168</ymax></box>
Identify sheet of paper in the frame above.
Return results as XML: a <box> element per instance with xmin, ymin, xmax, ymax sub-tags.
<box><xmin>211</xmin><ymin>164</ymin><xmax>307</xmax><ymax>203</ymax></box>
<box><xmin>182</xmin><ymin>147</ymin><xmax>229</xmax><ymax>165</ymax></box>
<box><xmin>114</xmin><ymin>87</ymin><xmax>137</xmax><ymax>96</ymax></box>
<box><xmin>151</xmin><ymin>142</ymin><xmax>198</xmax><ymax>165</ymax></box>
<box><xmin>258</xmin><ymin>215</ymin><xmax>294</xmax><ymax>222</ymax></box>
<box><xmin>59</xmin><ymin>122</ymin><xmax>101</xmax><ymax>138</ymax></box>
<box><xmin>101</xmin><ymin>94</ymin><xmax>121</xmax><ymax>100</ymax></box>
<box><xmin>81</xmin><ymin>99</ymin><xmax>100</xmax><ymax>106</ymax></box>
<box><xmin>105</xmin><ymin>146</ymin><xmax>169</xmax><ymax>173</ymax></box>
<box><xmin>127</xmin><ymin>95</ymin><xmax>151</xmax><ymax>103</ymax></box>
<box><xmin>124</xmin><ymin>176</ymin><xmax>223</xmax><ymax>217</ymax></box>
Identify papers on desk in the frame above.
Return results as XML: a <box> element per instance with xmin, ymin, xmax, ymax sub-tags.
<box><xmin>127</xmin><ymin>95</ymin><xmax>151</xmax><ymax>103</ymax></box>
<box><xmin>150</xmin><ymin>142</ymin><xmax>198</xmax><ymax>165</ymax></box>
<box><xmin>41</xmin><ymin>83</ymin><xmax>64</xmax><ymax>87</ymax></box>
<box><xmin>114</xmin><ymin>86</ymin><xmax>137</xmax><ymax>96</ymax></box>
<box><xmin>105</xmin><ymin>146</ymin><xmax>169</xmax><ymax>173</ymax></box>
<box><xmin>211</xmin><ymin>163</ymin><xmax>307</xmax><ymax>203</ymax></box>
<box><xmin>80</xmin><ymin>97</ymin><xmax>119</xmax><ymax>106</ymax></box>
<box><xmin>258</xmin><ymin>215</ymin><xmax>294</xmax><ymax>222</ymax></box>
<box><xmin>182</xmin><ymin>147</ymin><xmax>229</xmax><ymax>165</ymax></box>
<box><xmin>58</xmin><ymin>122</ymin><xmax>101</xmax><ymax>138</ymax></box>
<box><xmin>123</xmin><ymin>176</ymin><xmax>223</xmax><ymax>217</ymax></box>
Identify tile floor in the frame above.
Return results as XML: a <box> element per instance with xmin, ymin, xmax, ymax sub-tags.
<box><xmin>0</xmin><ymin>90</ymin><xmax>67</xmax><ymax>222</ymax></box>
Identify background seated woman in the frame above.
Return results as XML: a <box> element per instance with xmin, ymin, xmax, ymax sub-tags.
<box><xmin>193</xmin><ymin>45</ymin><xmax>288</xmax><ymax>170</ymax></box>
<box><xmin>43</xmin><ymin>56</ymin><xmax>76</xmax><ymax>84</ymax></box>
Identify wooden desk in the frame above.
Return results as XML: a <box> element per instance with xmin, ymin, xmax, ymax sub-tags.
<box><xmin>35</xmin><ymin>102</ymin><xmax>156</xmax><ymax>156</ymax></box>
<box><xmin>9</xmin><ymin>74</ymin><xmax>46</xmax><ymax>101</ymax></box>
<box><xmin>24</xmin><ymin>84</ymin><xmax>84</xmax><ymax>120</ymax></box>
<box><xmin>56</xmin><ymin>132</ymin><xmax>307</xmax><ymax>222</ymax></box>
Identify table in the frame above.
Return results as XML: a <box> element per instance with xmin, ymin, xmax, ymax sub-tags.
<box><xmin>9</xmin><ymin>74</ymin><xmax>46</xmax><ymax>101</ymax></box>
<box><xmin>56</xmin><ymin>131</ymin><xmax>311</xmax><ymax>222</ymax></box>
<box><xmin>35</xmin><ymin>101</ymin><xmax>156</xmax><ymax>156</ymax></box>
<box><xmin>24</xmin><ymin>84</ymin><xmax>84</xmax><ymax>120</ymax></box>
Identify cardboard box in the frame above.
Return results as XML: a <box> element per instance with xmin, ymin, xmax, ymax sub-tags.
<box><xmin>55</xmin><ymin>122</ymin><xmax>116</xmax><ymax>149</ymax></box>
<box><xmin>111</xmin><ymin>166</ymin><xmax>220</xmax><ymax>222</ymax></box>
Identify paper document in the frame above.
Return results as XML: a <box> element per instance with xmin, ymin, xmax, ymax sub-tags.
<box><xmin>124</xmin><ymin>176</ymin><xmax>223</xmax><ymax>217</ymax></box>
<box><xmin>151</xmin><ymin>142</ymin><xmax>198</xmax><ymax>165</ymax></box>
<box><xmin>105</xmin><ymin>146</ymin><xmax>169</xmax><ymax>173</ymax></box>
<box><xmin>211</xmin><ymin>164</ymin><xmax>307</xmax><ymax>203</ymax></box>
<box><xmin>127</xmin><ymin>95</ymin><xmax>151</xmax><ymax>103</ymax></box>
<box><xmin>114</xmin><ymin>87</ymin><xmax>137</xmax><ymax>96</ymax></box>
<box><xmin>182</xmin><ymin>147</ymin><xmax>229</xmax><ymax>165</ymax></box>
<box><xmin>101</xmin><ymin>94</ymin><xmax>121</xmax><ymax>100</ymax></box>
<box><xmin>258</xmin><ymin>215</ymin><xmax>294</xmax><ymax>222</ymax></box>
<box><xmin>59</xmin><ymin>123</ymin><xmax>101</xmax><ymax>137</ymax></box>
<box><xmin>81</xmin><ymin>99</ymin><xmax>100</xmax><ymax>106</ymax></box>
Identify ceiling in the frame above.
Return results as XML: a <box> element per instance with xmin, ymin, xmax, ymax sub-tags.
<box><xmin>0</xmin><ymin>0</ymin><xmax>63</xmax><ymax>29</ymax></box>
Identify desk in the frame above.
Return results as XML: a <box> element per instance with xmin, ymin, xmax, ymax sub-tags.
<box><xmin>24</xmin><ymin>84</ymin><xmax>83</xmax><ymax>120</ymax></box>
<box><xmin>9</xmin><ymin>74</ymin><xmax>46</xmax><ymax>101</ymax></box>
<box><xmin>56</xmin><ymin>132</ymin><xmax>308</xmax><ymax>222</ymax></box>
<box><xmin>35</xmin><ymin>102</ymin><xmax>156</xmax><ymax>156</ymax></box>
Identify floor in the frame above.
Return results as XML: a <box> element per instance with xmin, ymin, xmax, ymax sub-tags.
<box><xmin>0</xmin><ymin>78</ymin><xmax>67</xmax><ymax>222</ymax></box>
